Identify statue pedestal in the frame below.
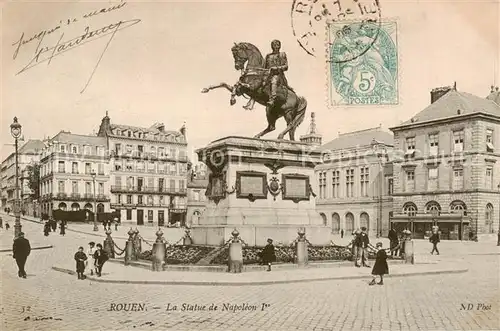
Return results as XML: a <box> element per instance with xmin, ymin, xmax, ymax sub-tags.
<box><xmin>191</xmin><ymin>136</ymin><xmax>331</xmax><ymax>246</ymax></box>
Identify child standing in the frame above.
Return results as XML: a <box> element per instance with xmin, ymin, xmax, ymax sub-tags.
<box><xmin>259</xmin><ymin>238</ymin><xmax>276</xmax><ymax>272</ymax></box>
<box><xmin>369</xmin><ymin>242</ymin><xmax>389</xmax><ymax>285</ymax></box>
<box><xmin>74</xmin><ymin>246</ymin><xmax>88</xmax><ymax>280</ymax></box>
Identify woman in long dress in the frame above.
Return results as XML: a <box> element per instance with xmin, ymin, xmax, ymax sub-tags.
<box><xmin>369</xmin><ymin>242</ymin><xmax>389</xmax><ymax>285</ymax></box>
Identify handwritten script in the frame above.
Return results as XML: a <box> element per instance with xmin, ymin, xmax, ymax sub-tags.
<box><xmin>11</xmin><ymin>2</ymin><xmax>141</xmax><ymax>93</ymax></box>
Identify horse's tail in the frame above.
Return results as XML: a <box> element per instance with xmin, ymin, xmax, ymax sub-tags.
<box><xmin>291</xmin><ymin>96</ymin><xmax>307</xmax><ymax>129</ymax></box>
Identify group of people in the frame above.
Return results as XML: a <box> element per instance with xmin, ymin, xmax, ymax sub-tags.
<box><xmin>350</xmin><ymin>227</ymin><xmax>389</xmax><ymax>285</ymax></box>
<box><xmin>43</xmin><ymin>219</ymin><xmax>66</xmax><ymax>236</ymax></box>
<box><xmin>74</xmin><ymin>241</ymin><xmax>109</xmax><ymax>279</ymax></box>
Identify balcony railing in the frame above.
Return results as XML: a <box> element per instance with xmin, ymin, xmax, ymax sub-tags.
<box><xmin>56</xmin><ymin>193</ymin><xmax>67</xmax><ymax>199</ymax></box>
<box><xmin>110</xmin><ymin>185</ymin><xmax>186</xmax><ymax>194</ymax></box>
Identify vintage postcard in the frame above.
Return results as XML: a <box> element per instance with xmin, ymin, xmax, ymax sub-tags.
<box><xmin>1</xmin><ymin>0</ymin><xmax>499</xmax><ymax>330</ymax></box>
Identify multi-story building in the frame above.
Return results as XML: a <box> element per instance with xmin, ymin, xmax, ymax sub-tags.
<box><xmin>186</xmin><ymin>163</ymin><xmax>208</xmax><ymax>227</ymax></box>
<box><xmin>97</xmin><ymin>113</ymin><xmax>188</xmax><ymax>226</ymax></box>
<box><xmin>389</xmin><ymin>84</ymin><xmax>500</xmax><ymax>239</ymax></box>
<box><xmin>315</xmin><ymin>126</ymin><xmax>394</xmax><ymax>237</ymax></box>
<box><xmin>39</xmin><ymin>131</ymin><xmax>110</xmax><ymax>216</ymax></box>
<box><xmin>0</xmin><ymin>139</ymin><xmax>44</xmax><ymax>215</ymax></box>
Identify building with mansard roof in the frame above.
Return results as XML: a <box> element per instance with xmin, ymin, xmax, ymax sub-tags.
<box><xmin>389</xmin><ymin>84</ymin><xmax>500</xmax><ymax>239</ymax></box>
<box><xmin>97</xmin><ymin>112</ymin><xmax>189</xmax><ymax>226</ymax></box>
<box><xmin>314</xmin><ymin>123</ymin><xmax>394</xmax><ymax>237</ymax></box>
<box><xmin>39</xmin><ymin>132</ymin><xmax>110</xmax><ymax>217</ymax></box>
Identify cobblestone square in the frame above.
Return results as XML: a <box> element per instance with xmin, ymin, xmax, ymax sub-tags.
<box><xmin>1</xmin><ymin>217</ymin><xmax>499</xmax><ymax>331</ymax></box>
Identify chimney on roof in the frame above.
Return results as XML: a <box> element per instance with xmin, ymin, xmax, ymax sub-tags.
<box><xmin>97</xmin><ymin>111</ymin><xmax>111</xmax><ymax>137</ymax></box>
<box><xmin>430</xmin><ymin>85</ymin><xmax>453</xmax><ymax>104</ymax></box>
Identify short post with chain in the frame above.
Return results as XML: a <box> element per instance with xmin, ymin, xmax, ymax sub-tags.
<box><xmin>228</xmin><ymin>229</ymin><xmax>243</xmax><ymax>273</ymax></box>
<box><xmin>152</xmin><ymin>228</ymin><xmax>166</xmax><ymax>271</ymax></box>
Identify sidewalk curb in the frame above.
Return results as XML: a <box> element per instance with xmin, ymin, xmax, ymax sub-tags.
<box><xmin>0</xmin><ymin>245</ymin><xmax>53</xmax><ymax>253</ymax></box>
<box><xmin>51</xmin><ymin>266</ymin><xmax>468</xmax><ymax>286</ymax></box>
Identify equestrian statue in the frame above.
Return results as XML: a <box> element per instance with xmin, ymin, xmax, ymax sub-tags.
<box><xmin>201</xmin><ymin>40</ymin><xmax>307</xmax><ymax>141</ymax></box>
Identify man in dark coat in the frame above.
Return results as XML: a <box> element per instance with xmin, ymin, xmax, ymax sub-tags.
<box><xmin>430</xmin><ymin>231</ymin><xmax>440</xmax><ymax>255</ymax></box>
<box><xmin>388</xmin><ymin>228</ymin><xmax>399</xmax><ymax>257</ymax></box>
<box><xmin>259</xmin><ymin>238</ymin><xmax>276</xmax><ymax>271</ymax></box>
<box><xmin>93</xmin><ymin>243</ymin><xmax>109</xmax><ymax>277</ymax></box>
<box><xmin>356</xmin><ymin>227</ymin><xmax>371</xmax><ymax>267</ymax></box>
<box><xmin>13</xmin><ymin>232</ymin><xmax>31</xmax><ymax>278</ymax></box>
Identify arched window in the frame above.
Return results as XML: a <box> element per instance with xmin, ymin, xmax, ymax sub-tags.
<box><xmin>319</xmin><ymin>213</ymin><xmax>327</xmax><ymax>226</ymax></box>
<box><xmin>71</xmin><ymin>202</ymin><xmax>80</xmax><ymax>211</ymax></box>
<box><xmin>345</xmin><ymin>212</ymin><xmax>354</xmax><ymax>232</ymax></box>
<box><xmin>332</xmin><ymin>213</ymin><xmax>340</xmax><ymax>233</ymax></box>
<box><xmin>425</xmin><ymin>201</ymin><xmax>441</xmax><ymax>216</ymax></box>
<box><xmin>360</xmin><ymin>212</ymin><xmax>370</xmax><ymax>231</ymax></box>
<box><xmin>97</xmin><ymin>203</ymin><xmax>104</xmax><ymax>213</ymax></box>
<box><xmin>403</xmin><ymin>202</ymin><xmax>417</xmax><ymax>216</ymax></box>
<box><xmin>84</xmin><ymin>203</ymin><xmax>93</xmax><ymax>211</ymax></box>
<box><xmin>450</xmin><ymin>200</ymin><xmax>467</xmax><ymax>215</ymax></box>
<box><xmin>486</xmin><ymin>203</ymin><xmax>494</xmax><ymax>232</ymax></box>
<box><xmin>58</xmin><ymin>202</ymin><xmax>67</xmax><ymax>211</ymax></box>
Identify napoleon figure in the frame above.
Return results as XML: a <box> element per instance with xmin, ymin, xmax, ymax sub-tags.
<box><xmin>265</xmin><ymin>39</ymin><xmax>290</xmax><ymax>106</ymax></box>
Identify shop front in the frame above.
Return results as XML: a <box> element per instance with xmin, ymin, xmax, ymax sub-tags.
<box><xmin>390</xmin><ymin>213</ymin><xmax>469</xmax><ymax>240</ymax></box>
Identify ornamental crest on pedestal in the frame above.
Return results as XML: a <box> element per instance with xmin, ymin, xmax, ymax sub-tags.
<box><xmin>267</xmin><ymin>177</ymin><xmax>282</xmax><ymax>201</ymax></box>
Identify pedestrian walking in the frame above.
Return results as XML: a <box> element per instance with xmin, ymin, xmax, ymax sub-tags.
<box><xmin>340</xmin><ymin>229</ymin><xmax>344</xmax><ymax>238</ymax></box>
<box><xmin>258</xmin><ymin>238</ymin><xmax>276</xmax><ymax>271</ymax></box>
<box><xmin>114</xmin><ymin>221</ymin><xmax>118</xmax><ymax>231</ymax></box>
<box><xmin>87</xmin><ymin>242</ymin><xmax>97</xmax><ymax>276</ymax></box>
<box><xmin>388</xmin><ymin>228</ymin><xmax>399</xmax><ymax>257</ymax></box>
<box><xmin>93</xmin><ymin>243</ymin><xmax>109</xmax><ymax>277</ymax></box>
<box><xmin>5</xmin><ymin>222</ymin><xmax>10</xmax><ymax>230</ymax></box>
<box><xmin>352</xmin><ymin>229</ymin><xmax>360</xmax><ymax>267</ymax></box>
<box><xmin>430</xmin><ymin>231</ymin><xmax>440</xmax><ymax>255</ymax></box>
<box><xmin>51</xmin><ymin>219</ymin><xmax>57</xmax><ymax>232</ymax></box>
<box><xmin>12</xmin><ymin>232</ymin><xmax>31</xmax><ymax>278</ymax></box>
<box><xmin>74</xmin><ymin>246</ymin><xmax>87</xmax><ymax>280</ymax></box>
<box><xmin>356</xmin><ymin>227</ymin><xmax>371</xmax><ymax>267</ymax></box>
<box><xmin>59</xmin><ymin>221</ymin><xmax>66</xmax><ymax>236</ymax></box>
<box><xmin>369</xmin><ymin>242</ymin><xmax>388</xmax><ymax>285</ymax></box>
<box><xmin>43</xmin><ymin>222</ymin><xmax>50</xmax><ymax>236</ymax></box>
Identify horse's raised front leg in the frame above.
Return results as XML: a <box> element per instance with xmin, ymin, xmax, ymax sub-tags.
<box><xmin>201</xmin><ymin>82</ymin><xmax>234</xmax><ymax>94</ymax></box>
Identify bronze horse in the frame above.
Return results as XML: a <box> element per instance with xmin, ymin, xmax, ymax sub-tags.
<box><xmin>201</xmin><ymin>42</ymin><xmax>307</xmax><ymax>141</ymax></box>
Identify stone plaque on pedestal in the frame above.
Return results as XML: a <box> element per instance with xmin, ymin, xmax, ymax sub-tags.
<box><xmin>190</xmin><ymin>136</ymin><xmax>331</xmax><ymax>246</ymax></box>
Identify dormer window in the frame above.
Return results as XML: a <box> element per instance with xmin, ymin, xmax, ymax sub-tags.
<box><xmin>128</xmin><ymin>131</ymin><xmax>132</xmax><ymax>137</ymax></box>
<box><xmin>60</xmin><ymin>145</ymin><xmax>66</xmax><ymax>153</ymax></box>
<box><xmin>72</xmin><ymin>145</ymin><xmax>78</xmax><ymax>154</ymax></box>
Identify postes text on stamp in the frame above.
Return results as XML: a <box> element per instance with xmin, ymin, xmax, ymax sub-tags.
<box><xmin>327</xmin><ymin>20</ymin><xmax>398</xmax><ymax>106</ymax></box>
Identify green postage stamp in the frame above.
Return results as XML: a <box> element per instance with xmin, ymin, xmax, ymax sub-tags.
<box><xmin>327</xmin><ymin>21</ymin><xmax>399</xmax><ymax>106</ymax></box>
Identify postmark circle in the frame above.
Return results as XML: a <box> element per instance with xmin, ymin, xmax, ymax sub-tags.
<box><xmin>291</xmin><ymin>0</ymin><xmax>382</xmax><ymax>57</ymax></box>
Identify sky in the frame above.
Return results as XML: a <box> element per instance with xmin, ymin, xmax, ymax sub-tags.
<box><xmin>1</xmin><ymin>0</ymin><xmax>499</xmax><ymax>161</ymax></box>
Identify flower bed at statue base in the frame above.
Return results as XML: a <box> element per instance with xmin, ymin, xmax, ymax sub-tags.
<box><xmin>138</xmin><ymin>245</ymin><xmax>215</xmax><ymax>264</ymax></box>
<box><xmin>210</xmin><ymin>245</ymin><xmax>354</xmax><ymax>265</ymax></box>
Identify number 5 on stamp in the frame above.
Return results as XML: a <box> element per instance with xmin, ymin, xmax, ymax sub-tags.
<box><xmin>327</xmin><ymin>20</ymin><xmax>399</xmax><ymax>106</ymax></box>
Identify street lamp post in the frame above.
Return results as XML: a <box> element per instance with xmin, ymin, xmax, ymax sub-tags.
<box><xmin>10</xmin><ymin>117</ymin><xmax>22</xmax><ymax>237</ymax></box>
<box><xmin>90</xmin><ymin>170</ymin><xmax>98</xmax><ymax>231</ymax></box>
<box><xmin>371</xmin><ymin>141</ymin><xmax>385</xmax><ymax>237</ymax></box>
